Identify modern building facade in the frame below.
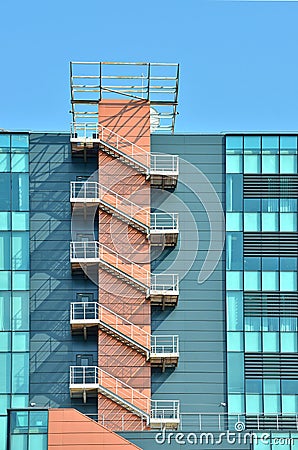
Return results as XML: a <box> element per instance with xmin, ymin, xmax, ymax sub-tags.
<box><xmin>1</xmin><ymin>62</ymin><xmax>298</xmax><ymax>450</ymax></box>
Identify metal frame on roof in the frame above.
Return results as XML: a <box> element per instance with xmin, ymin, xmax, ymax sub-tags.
<box><xmin>70</xmin><ymin>61</ymin><xmax>179</xmax><ymax>133</ymax></box>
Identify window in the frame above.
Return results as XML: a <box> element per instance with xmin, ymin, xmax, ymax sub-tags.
<box><xmin>245</xmin><ymin>332</ymin><xmax>261</xmax><ymax>352</ymax></box>
<box><xmin>262</xmin><ymin>272</ymin><xmax>279</xmax><ymax>291</ymax></box>
<box><xmin>280</xmin><ymin>136</ymin><xmax>297</xmax><ymax>152</ymax></box>
<box><xmin>264</xmin><ymin>395</ymin><xmax>280</xmax><ymax>413</ymax></box>
<box><xmin>244</xmin><ymin>155</ymin><xmax>260</xmax><ymax>173</ymax></box>
<box><xmin>262</xmin><ymin>155</ymin><xmax>278</xmax><ymax>173</ymax></box>
<box><xmin>226</xmin><ymin>233</ymin><xmax>243</xmax><ymax>270</ymax></box>
<box><xmin>227</xmin><ymin>353</ymin><xmax>244</xmax><ymax>393</ymax></box>
<box><xmin>76</xmin><ymin>354</ymin><xmax>93</xmax><ymax>366</ymax></box>
<box><xmin>226</xmin><ymin>292</ymin><xmax>243</xmax><ymax>331</ymax></box>
<box><xmin>246</xmin><ymin>394</ymin><xmax>262</xmax><ymax>413</ymax></box>
<box><xmin>226</xmin><ymin>272</ymin><xmax>242</xmax><ymax>290</ymax></box>
<box><xmin>280</xmin><ymin>155</ymin><xmax>297</xmax><ymax>173</ymax></box>
<box><xmin>0</xmin><ymin>154</ymin><xmax>10</xmax><ymax>172</ymax></box>
<box><xmin>263</xmin><ymin>379</ymin><xmax>280</xmax><ymax>394</ymax></box>
<box><xmin>246</xmin><ymin>379</ymin><xmax>262</xmax><ymax>394</ymax></box>
<box><xmin>263</xmin><ymin>332</ymin><xmax>279</xmax><ymax>352</ymax></box>
<box><xmin>11</xmin><ymin>134</ymin><xmax>29</xmax><ymax>149</ymax></box>
<box><xmin>244</xmin><ymin>272</ymin><xmax>260</xmax><ymax>291</ymax></box>
<box><xmin>226</xmin><ymin>136</ymin><xmax>243</xmax><ymax>152</ymax></box>
<box><xmin>280</xmin><ymin>213</ymin><xmax>297</xmax><ymax>232</ymax></box>
<box><xmin>244</xmin><ymin>199</ymin><xmax>261</xmax><ymax>212</ymax></box>
<box><xmin>76</xmin><ymin>293</ymin><xmax>94</xmax><ymax>302</ymax></box>
<box><xmin>226</xmin><ymin>175</ymin><xmax>243</xmax><ymax>211</ymax></box>
<box><xmin>262</xmin><ymin>136</ymin><xmax>279</xmax><ymax>152</ymax></box>
<box><xmin>244</xmin><ymin>136</ymin><xmax>261</xmax><ymax>152</ymax></box>
<box><xmin>261</xmin><ymin>213</ymin><xmax>278</xmax><ymax>231</ymax></box>
<box><xmin>280</xmin><ymin>272</ymin><xmax>297</xmax><ymax>291</ymax></box>
<box><xmin>244</xmin><ymin>213</ymin><xmax>260</xmax><ymax>231</ymax></box>
<box><xmin>226</xmin><ymin>213</ymin><xmax>242</xmax><ymax>231</ymax></box>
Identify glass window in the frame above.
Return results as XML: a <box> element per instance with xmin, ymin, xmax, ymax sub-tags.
<box><xmin>246</xmin><ymin>379</ymin><xmax>262</xmax><ymax>394</ymax></box>
<box><xmin>245</xmin><ymin>317</ymin><xmax>261</xmax><ymax>331</ymax></box>
<box><xmin>11</xmin><ymin>153</ymin><xmax>29</xmax><ymax>172</ymax></box>
<box><xmin>0</xmin><ymin>394</ymin><xmax>9</xmax><ymax>414</ymax></box>
<box><xmin>11</xmin><ymin>394</ymin><xmax>29</xmax><ymax>408</ymax></box>
<box><xmin>261</xmin><ymin>213</ymin><xmax>278</xmax><ymax>231</ymax></box>
<box><xmin>227</xmin><ymin>353</ymin><xmax>244</xmax><ymax>393</ymax></box>
<box><xmin>12</xmin><ymin>272</ymin><xmax>29</xmax><ymax>290</ymax></box>
<box><xmin>0</xmin><ymin>173</ymin><xmax>11</xmax><ymax>211</ymax></box>
<box><xmin>280</xmin><ymin>136</ymin><xmax>297</xmax><ymax>152</ymax></box>
<box><xmin>246</xmin><ymin>394</ymin><xmax>262</xmax><ymax>414</ymax></box>
<box><xmin>227</xmin><ymin>292</ymin><xmax>243</xmax><ymax>331</ymax></box>
<box><xmin>0</xmin><ymin>292</ymin><xmax>11</xmax><ymax>331</ymax></box>
<box><xmin>262</xmin><ymin>272</ymin><xmax>279</xmax><ymax>291</ymax></box>
<box><xmin>244</xmin><ymin>199</ymin><xmax>261</xmax><ymax>212</ymax></box>
<box><xmin>29</xmin><ymin>434</ymin><xmax>47</xmax><ymax>450</ymax></box>
<box><xmin>226</xmin><ymin>272</ymin><xmax>242</xmax><ymax>290</ymax></box>
<box><xmin>244</xmin><ymin>257</ymin><xmax>261</xmax><ymax>271</ymax></box>
<box><xmin>263</xmin><ymin>379</ymin><xmax>280</xmax><ymax>394</ymax></box>
<box><xmin>0</xmin><ymin>212</ymin><xmax>10</xmax><ymax>230</ymax></box>
<box><xmin>12</xmin><ymin>353</ymin><xmax>29</xmax><ymax>393</ymax></box>
<box><xmin>29</xmin><ymin>410</ymin><xmax>48</xmax><ymax>433</ymax></box>
<box><xmin>263</xmin><ymin>332</ymin><xmax>279</xmax><ymax>352</ymax></box>
<box><xmin>226</xmin><ymin>175</ymin><xmax>243</xmax><ymax>212</ymax></box>
<box><xmin>244</xmin><ymin>271</ymin><xmax>260</xmax><ymax>291</ymax></box>
<box><xmin>262</xmin><ymin>136</ymin><xmax>279</xmax><ymax>152</ymax></box>
<box><xmin>262</xmin><ymin>257</ymin><xmax>279</xmax><ymax>271</ymax></box>
<box><xmin>12</xmin><ymin>212</ymin><xmax>29</xmax><ymax>231</ymax></box>
<box><xmin>0</xmin><ymin>332</ymin><xmax>10</xmax><ymax>351</ymax></box>
<box><xmin>226</xmin><ymin>213</ymin><xmax>242</xmax><ymax>231</ymax></box>
<box><xmin>12</xmin><ymin>332</ymin><xmax>29</xmax><ymax>352</ymax></box>
<box><xmin>12</xmin><ymin>292</ymin><xmax>29</xmax><ymax>331</ymax></box>
<box><xmin>0</xmin><ymin>271</ymin><xmax>11</xmax><ymax>290</ymax></box>
<box><xmin>281</xmin><ymin>333</ymin><xmax>297</xmax><ymax>352</ymax></box>
<box><xmin>262</xmin><ymin>198</ymin><xmax>279</xmax><ymax>212</ymax></box>
<box><xmin>244</xmin><ymin>213</ymin><xmax>260</xmax><ymax>231</ymax></box>
<box><xmin>227</xmin><ymin>394</ymin><xmax>244</xmax><ymax>414</ymax></box>
<box><xmin>245</xmin><ymin>332</ymin><xmax>261</xmax><ymax>351</ymax></box>
<box><xmin>227</xmin><ymin>332</ymin><xmax>243</xmax><ymax>351</ymax></box>
<box><xmin>12</xmin><ymin>232</ymin><xmax>29</xmax><ymax>270</ymax></box>
<box><xmin>262</xmin><ymin>155</ymin><xmax>279</xmax><ymax>173</ymax></box>
<box><xmin>0</xmin><ymin>232</ymin><xmax>11</xmax><ymax>270</ymax></box>
<box><xmin>244</xmin><ymin>136</ymin><xmax>261</xmax><ymax>152</ymax></box>
<box><xmin>282</xmin><ymin>395</ymin><xmax>296</xmax><ymax>414</ymax></box>
<box><xmin>0</xmin><ymin>153</ymin><xmax>10</xmax><ymax>172</ymax></box>
<box><xmin>280</xmin><ymin>155</ymin><xmax>297</xmax><ymax>173</ymax></box>
<box><xmin>0</xmin><ymin>354</ymin><xmax>11</xmax><ymax>393</ymax></box>
<box><xmin>280</xmin><ymin>272</ymin><xmax>297</xmax><ymax>291</ymax></box>
<box><xmin>264</xmin><ymin>395</ymin><xmax>280</xmax><ymax>413</ymax></box>
<box><xmin>11</xmin><ymin>134</ymin><xmax>29</xmax><ymax>149</ymax></box>
<box><xmin>280</xmin><ymin>213</ymin><xmax>297</xmax><ymax>232</ymax></box>
<box><xmin>12</xmin><ymin>174</ymin><xmax>29</xmax><ymax>211</ymax></box>
<box><xmin>10</xmin><ymin>410</ymin><xmax>28</xmax><ymax>433</ymax></box>
<box><xmin>0</xmin><ymin>134</ymin><xmax>10</xmax><ymax>148</ymax></box>
<box><xmin>226</xmin><ymin>155</ymin><xmax>242</xmax><ymax>173</ymax></box>
<box><xmin>280</xmin><ymin>198</ymin><xmax>297</xmax><ymax>212</ymax></box>
<box><xmin>282</xmin><ymin>380</ymin><xmax>298</xmax><ymax>395</ymax></box>
<box><xmin>10</xmin><ymin>434</ymin><xmax>28</xmax><ymax>450</ymax></box>
<box><xmin>262</xmin><ymin>317</ymin><xmax>279</xmax><ymax>331</ymax></box>
<box><xmin>244</xmin><ymin>154</ymin><xmax>260</xmax><ymax>173</ymax></box>
<box><xmin>226</xmin><ymin>233</ymin><xmax>243</xmax><ymax>270</ymax></box>
<box><xmin>0</xmin><ymin>417</ymin><xmax>7</xmax><ymax>450</ymax></box>
<box><xmin>280</xmin><ymin>317</ymin><xmax>297</xmax><ymax>332</ymax></box>
<box><xmin>226</xmin><ymin>136</ymin><xmax>243</xmax><ymax>152</ymax></box>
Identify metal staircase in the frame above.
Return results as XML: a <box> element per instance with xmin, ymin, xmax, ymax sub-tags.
<box><xmin>70</xmin><ymin>366</ymin><xmax>180</xmax><ymax>429</ymax></box>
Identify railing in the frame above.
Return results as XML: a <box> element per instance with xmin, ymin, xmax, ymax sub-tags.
<box><xmin>70</xmin><ymin>241</ymin><xmax>150</xmax><ymax>287</ymax></box>
<box><xmin>151</xmin><ymin>335</ymin><xmax>179</xmax><ymax>355</ymax></box>
<box><xmin>70</xmin><ymin>122</ymin><xmax>178</xmax><ymax>173</ymax></box>
<box><xmin>70</xmin><ymin>366</ymin><xmax>150</xmax><ymax>414</ymax></box>
<box><xmin>151</xmin><ymin>212</ymin><xmax>178</xmax><ymax>231</ymax></box>
<box><xmin>71</xmin><ymin>302</ymin><xmax>150</xmax><ymax>349</ymax></box>
<box><xmin>151</xmin><ymin>274</ymin><xmax>179</xmax><ymax>292</ymax></box>
<box><xmin>151</xmin><ymin>400</ymin><xmax>180</xmax><ymax>421</ymax></box>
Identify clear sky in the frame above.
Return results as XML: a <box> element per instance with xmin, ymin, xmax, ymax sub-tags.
<box><xmin>0</xmin><ymin>0</ymin><xmax>298</xmax><ymax>133</ymax></box>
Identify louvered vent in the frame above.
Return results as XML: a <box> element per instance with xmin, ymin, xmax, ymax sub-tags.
<box><xmin>244</xmin><ymin>233</ymin><xmax>298</xmax><ymax>256</ymax></box>
<box><xmin>244</xmin><ymin>175</ymin><xmax>298</xmax><ymax>198</ymax></box>
<box><xmin>244</xmin><ymin>292</ymin><xmax>298</xmax><ymax>316</ymax></box>
<box><xmin>245</xmin><ymin>415</ymin><xmax>298</xmax><ymax>431</ymax></box>
<box><xmin>245</xmin><ymin>354</ymin><xmax>298</xmax><ymax>378</ymax></box>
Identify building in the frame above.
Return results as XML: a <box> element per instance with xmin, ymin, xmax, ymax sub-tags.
<box><xmin>1</xmin><ymin>61</ymin><xmax>298</xmax><ymax>450</ymax></box>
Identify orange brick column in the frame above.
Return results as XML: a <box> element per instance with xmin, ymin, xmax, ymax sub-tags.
<box><xmin>97</xmin><ymin>100</ymin><xmax>151</xmax><ymax>431</ymax></box>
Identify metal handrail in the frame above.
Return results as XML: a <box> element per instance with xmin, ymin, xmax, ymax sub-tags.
<box><xmin>151</xmin><ymin>274</ymin><xmax>179</xmax><ymax>292</ymax></box>
<box><xmin>151</xmin><ymin>400</ymin><xmax>180</xmax><ymax>420</ymax></box>
<box><xmin>151</xmin><ymin>335</ymin><xmax>179</xmax><ymax>354</ymax></box>
<box><xmin>150</xmin><ymin>212</ymin><xmax>178</xmax><ymax>231</ymax></box>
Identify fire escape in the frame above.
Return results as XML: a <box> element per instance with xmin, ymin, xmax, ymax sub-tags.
<box><xmin>69</xmin><ymin>62</ymin><xmax>181</xmax><ymax>429</ymax></box>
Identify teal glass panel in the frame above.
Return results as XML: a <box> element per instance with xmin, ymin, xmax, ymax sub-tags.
<box><xmin>226</xmin><ymin>272</ymin><xmax>242</xmax><ymax>290</ymax></box>
<box><xmin>282</xmin><ymin>395</ymin><xmax>296</xmax><ymax>414</ymax></box>
<box><xmin>280</xmin><ymin>213</ymin><xmax>297</xmax><ymax>232</ymax></box>
<box><xmin>280</xmin><ymin>272</ymin><xmax>297</xmax><ymax>291</ymax></box>
<box><xmin>0</xmin><ymin>232</ymin><xmax>11</xmax><ymax>270</ymax></box>
<box><xmin>226</xmin><ymin>174</ymin><xmax>243</xmax><ymax>211</ymax></box>
<box><xmin>262</xmin><ymin>213</ymin><xmax>278</xmax><ymax>231</ymax></box>
<box><xmin>227</xmin><ymin>353</ymin><xmax>244</xmax><ymax>393</ymax></box>
<box><xmin>246</xmin><ymin>379</ymin><xmax>262</xmax><ymax>394</ymax></box>
<box><xmin>280</xmin><ymin>317</ymin><xmax>297</xmax><ymax>331</ymax></box>
<box><xmin>10</xmin><ymin>434</ymin><xmax>27</xmax><ymax>450</ymax></box>
<box><xmin>226</xmin><ymin>213</ymin><xmax>242</xmax><ymax>231</ymax></box>
<box><xmin>12</xmin><ymin>272</ymin><xmax>29</xmax><ymax>290</ymax></box>
<box><xmin>280</xmin><ymin>198</ymin><xmax>297</xmax><ymax>212</ymax></box>
<box><xmin>12</xmin><ymin>332</ymin><xmax>29</xmax><ymax>352</ymax></box>
<box><xmin>254</xmin><ymin>435</ymin><xmax>270</xmax><ymax>450</ymax></box>
<box><xmin>262</xmin><ymin>198</ymin><xmax>279</xmax><ymax>212</ymax></box>
<box><xmin>227</xmin><ymin>332</ymin><xmax>243</xmax><ymax>351</ymax></box>
<box><xmin>12</xmin><ymin>212</ymin><xmax>29</xmax><ymax>231</ymax></box>
<box><xmin>262</xmin><ymin>136</ymin><xmax>279</xmax><ymax>152</ymax></box>
<box><xmin>12</xmin><ymin>292</ymin><xmax>29</xmax><ymax>331</ymax></box>
<box><xmin>263</xmin><ymin>332</ymin><xmax>279</xmax><ymax>352</ymax></box>
<box><xmin>29</xmin><ymin>410</ymin><xmax>48</xmax><ymax>433</ymax></box>
<box><xmin>11</xmin><ymin>153</ymin><xmax>29</xmax><ymax>172</ymax></box>
<box><xmin>262</xmin><ymin>271</ymin><xmax>279</xmax><ymax>291</ymax></box>
<box><xmin>0</xmin><ymin>134</ymin><xmax>10</xmax><ymax>148</ymax></box>
<box><xmin>244</xmin><ymin>136</ymin><xmax>261</xmax><ymax>152</ymax></box>
<box><xmin>226</xmin><ymin>136</ymin><xmax>243</xmax><ymax>152</ymax></box>
<box><xmin>280</xmin><ymin>136</ymin><xmax>297</xmax><ymax>152</ymax></box>
<box><xmin>0</xmin><ymin>394</ymin><xmax>9</xmax><ymax>414</ymax></box>
<box><xmin>12</xmin><ymin>174</ymin><xmax>29</xmax><ymax>211</ymax></box>
<box><xmin>11</xmin><ymin>395</ymin><xmax>29</xmax><ymax>408</ymax></box>
<box><xmin>244</xmin><ymin>154</ymin><xmax>260</xmax><ymax>173</ymax></box>
<box><xmin>244</xmin><ymin>199</ymin><xmax>261</xmax><ymax>212</ymax></box>
<box><xmin>12</xmin><ymin>232</ymin><xmax>29</xmax><ymax>270</ymax></box>
<box><xmin>272</xmin><ymin>434</ymin><xmax>291</xmax><ymax>450</ymax></box>
<box><xmin>245</xmin><ymin>317</ymin><xmax>261</xmax><ymax>331</ymax></box>
<box><xmin>29</xmin><ymin>434</ymin><xmax>47</xmax><ymax>450</ymax></box>
<box><xmin>245</xmin><ymin>332</ymin><xmax>261</xmax><ymax>351</ymax></box>
<box><xmin>280</xmin><ymin>155</ymin><xmax>297</xmax><ymax>173</ymax></box>
<box><xmin>0</xmin><ymin>354</ymin><xmax>11</xmax><ymax>392</ymax></box>
<box><xmin>0</xmin><ymin>332</ymin><xmax>10</xmax><ymax>351</ymax></box>
<box><xmin>281</xmin><ymin>333</ymin><xmax>297</xmax><ymax>353</ymax></box>
<box><xmin>262</xmin><ymin>154</ymin><xmax>279</xmax><ymax>173</ymax></box>
<box><xmin>0</xmin><ymin>417</ymin><xmax>7</xmax><ymax>450</ymax></box>
<box><xmin>0</xmin><ymin>173</ymin><xmax>11</xmax><ymax>210</ymax></box>
<box><xmin>244</xmin><ymin>257</ymin><xmax>261</xmax><ymax>270</ymax></box>
<box><xmin>11</xmin><ymin>134</ymin><xmax>29</xmax><ymax>148</ymax></box>
<box><xmin>226</xmin><ymin>155</ymin><xmax>242</xmax><ymax>173</ymax></box>
<box><xmin>262</xmin><ymin>257</ymin><xmax>278</xmax><ymax>271</ymax></box>
<box><xmin>0</xmin><ymin>212</ymin><xmax>10</xmax><ymax>230</ymax></box>
<box><xmin>0</xmin><ymin>271</ymin><xmax>11</xmax><ymax>290</ymax></box>
<box><xmin>12</xmin><ymin>353</ymin><xmax>29</xmax><ymax>393</ymax></box>
<box><xmin>226</xmin><ymin>292</ymin><xmax>243</xmax><ymax>331</ymax></box>
<box><xmin>244</xmin><ymin>212</ymin><xmax>260</xmax><ymax>231</ymax></box>
<box><xmin>10</xmin><ymin>410</ymin><xmax>28</xmax><ymax>433</ymax></box>
<box><xmin>264</xmin><ymin>395</ymin><xmax>280</xmax><ymax>413</ymax></box>
<box><xmin>263</xmin><ymin>379</ymin><xmax>280</xmax><ymax>394</ymax></box>
<box><xmin>0</xmin><ymin>292</ymin><xmax>11</xmax><ymax>330</ymax></box>
<box><xmin>282</xmin><ymin>380</ymin><xmax>298</xmax><ymax>394</ymax></box>
<box><xmin>226</xmin><ymin>232</ymin><xmax>243</xmax><ymax>270</ymax></box>
<box><xmin>246</xmin><ymin>394</ymin><xmax>262</xmax><ymax>413</ymax></box>
<box><xmin>244</xmin><ymin>271</ymin><xmax>260</xmax><ymax>291</ymax></box>
<box><xmin>0</xmin><ymin>153</ymin><xmax>10</xmax><ymax>172</ymax></box>
<box><xmin>262</xmin><ymin>316</ymin><xmax>279</xmax><ymax>331</ymax></box>
<box><xmin>227</xmin><ymin>394</ymin><xmax>244</xmax><ymax>413</ymax></box>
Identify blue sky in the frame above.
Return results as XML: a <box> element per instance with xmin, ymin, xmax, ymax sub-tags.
<box><xmin>0</xmin><ymin>0</ymin><xmax>298</xmax><ymax>133</ymax></box>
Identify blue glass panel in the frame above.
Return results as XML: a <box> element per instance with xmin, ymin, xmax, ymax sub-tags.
<box><xmin>0</xmin><ymin>293</ymin><xmax>10</xmax><ymax>331</ymax></box>
<box><xmin>12</xmin><ymin>272</ymin><xmax>29</xmax><ymax>290</ymax></box>
<box><xmin>10</xmin><ymin>410</ymin><xmax>28</xmax><ymax>433</ymax></box>
<box><xmin>244</xmin><ymin>136</ymin><xmax>261</xmax><ymax>152</ymax></box>
<box><xmin>12</xmin><ymin>174</ymin><xmax>29</xmax><ymax>211</ymax></box>
<box><xmin>11</xmin><ymin>395</ymin><xmax>29</xmax><ymax>408</ymax></box>
<box><xmin>227</xmin><ymin>332</ymin><xmax>243</xmax><ymax>351</ymax></box>
<box><xmin>0</xmin><ymin>417</ymin><xmax>7</xmax><ymax>450</ymax></box>
<box><xmin>262</xmin><ymin>272</ymin><xmax>279</xmax><ymax>291</ymax></box>
<box><xmin>280</xmin><ymin>198</ymin><xmax>297</xmax><ymax>212</ymax></box>
<box><xmin>226</xmin><ymin>155</ymin><xmax>242</xmax><ymax>173</ymax></box>
<box><xmin>226</xmin><ymin>213</ymin><xmax>242</xmax><ymax>231</ymax></box>
<box><xmin>12</xmin><ymin>212</ymin><xmax>29</xmax><ymax>231</ymax></box>
<box><xmin>11</xmin><ymin>134</ymin><xmax>29</xmax><ymax>148</ymax></box>
<box><xmin>0</xmin><ymin>232</ymin><xmax>11</xmax><ymax>270</ymax></box>
<box><xmin>280</xmin><ymin>155</ymin><xmax>297</xmax><ymax>173</ymax></box>
<box><xmin>262</xmin><ymin>257</ymin><xmax>279</xmax><ymax>271</ymax></box>
<box><xmin>246</xmin><ymin>379</ymin><xmax>262</xmax><ymax>394</ymax></box>
<box><xmin>262</xmin><ymin>213</ymin><xmax>278</xmax><ymax>231</ymax></box>
<box><xmin>226</xmin><ymin>232</ymin><xmax>243</xmax><ymax>270</ymax></box>
<box><xmin>226</xmin><ymin>292</ymin><xmax>243</xmax><ymax>331</ymax></box>
<box><xmin>12</xmin><ymin>292</ymin><xmax>29</xmax><ymax>331</ymax></box>
<box><xmin>280</xmin><ymin>136</ymin><xmax>297</xmax><ymax>151</ymax></box>
<box><xmin>244</xmin><ymin>199</ymin><xmax>261</xmax><ymax>212</ymax></box>
<box><xmin>29</xmin><ymin>434</ymin><xmax>47</xmax><ymax>450</ymax></box>
<box><xmin>245</xmin><ymin>317</ymin><xmax>261</xmax><ymax>331</ymax></box>
<box><xmin>281</xmin><ymin>333</ymin><xmax>297</xmax><ymax>352</ymax></box>
<box><xmin>226</xmin><ymin>136</ymin><xmax>243</xmax><ymax>151</ymax></box>
<box><xmin>282</xmin><ymin>380</ymin><xmax>298</xmax><ymax>395</ymax></box>
<box><xmin>262</xmin><ymin>198</ymin><xmax>279</xmax><ymax>212</ymax></box>
<box><xmin>244</xmin><ymin>155</ymin><xmax>260</xmax><ymax>173</ymax></box>
<box><xmin>0</xmin><ymin>332</ymin><xmax>11</xmax><ymax>351</ymax></box>
<box><xmin>0</xmin><ymin>134</ymin><xmax>10</xmax><ymax>148</ymax></box>
<box><xmin>227</xmin><ymin>353</ymin><xmax>244</xmax><ymax>393</ymax></box>
<box><xmin>263</xmin><ymin>395</ymin><xmax>280</xmax><ymax>413</ymax></box>
<box><xmin>246</xmin><ymin>394</ymin><xmax>262</xmax><ymax>413</ymax></box>
<box><xmin>0</xmin><ymin>271</ymin><xmax>11</xmax><ymax>290</ymax></box>
<box><xmin>263</xmin><ymin>332</ymin><xmax>279</xmax><ymax>352</ymax></box>
<box><xmin>280</xmin><ymin>213</ymin><xmax>297</xmax><ymax>232</ymax></box>
<box><xmin>12</xmin><ymin>232</ymin><xmax>29</xmax><ymax>270</ymax></box>
<box><xmin>0</xmin><ymin>212</ymin><xmax>10</xmax><ymax>230</ymax></box>
<box><xmin>262</xmin><ymin>154</ymin><xmax>279</xmax><ymax>173</ymax></box>
<box><xmin>245</xmin><ymin>332</ymin><xmax>261</xmax><ymax>351</ymax></box>
<box><xmin>282</xmin><ymin>395</ymin><xmax>296</xmax><ymax>414</ymax></box>
<box><xmin>12</xmin><ymin>332</ymin><xmax>29</xmax><ymax>352</ymax></box>
<box><xmin>226</xmin><ymin>175</ymin><xmax>243</xmax><ymax>212</ymax></box>
<box><xmin>280</xmin><ymin>318</ymin><xmax>297</xmax><ymax>332</ymax></box>
<box><xmin>244</xmin><ymin>271</ymin><xmax>260</xmax><ymax>291</ymax></box>
<box><xmin>244</xmin><ymin>257</ymin><xmax>261</xmax><ymax>271</ymax></box>
<box><xmin>280</xmin><ymin>272</ymin><xmax>297</xmax><ymax>292</ymax></box>
<box><xmin>0</xmin><ymin>173</ymin><xmax>11</xmax><ymax>211</ymax></box>
<box><xmin>226</xmin><ymin>272</ymin><xmax>242</xmax><ymax>290</ymax></box>
<box><xmin>227</xmin><ymin>394</ymin><xmax>244</xmax><ymax>413</ymax></box>
<box><xmin>11</xmin><ymin>154</ymin><xmax>29</xmax><ymax>172</ymax></box>
<box><xmin>263</xmin><ymin>379</ymin><xmax>280</xmax><ymax>394</ymax></box>
<box><xmin>29</xmin><ymin>410</ymin><xmax>48</xmax><ymax>433</ymax></box>
<box><xmin>0</xmin><ymin>394</ymin><xmax>10</xmax><ymax>414</ymax></box>
<box><xmin>262</xmin><ymin>317</ymin><xmax>279</xmax><ymax>331</ymax></box>
<box><xmin>0</xmin><ymin>153</ymin><xmax>10</xmax><ymax>172</ymax></box>
<box><xmin>244</xmin><ymin>213</ymin><xmax>260</xmax><ymax>231</ymax></box>
<box><xmin>10</xmin><ymin>434</ymin><xmax>28</xmax><ymax>450</ymax></box>
<box><xmin>0</xmin><ymin>354</ymin><xmax>11</xmax><ymax>393</ymax></box>
<box><xmin>12</xmin><ymin>353</ymin><xmax>29</xmax><ymax>393</ymax></box>
<box><xmin>262</xmin><ymin>136</ymin><xmax>279</xmax><ymax>152</ymax></box>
